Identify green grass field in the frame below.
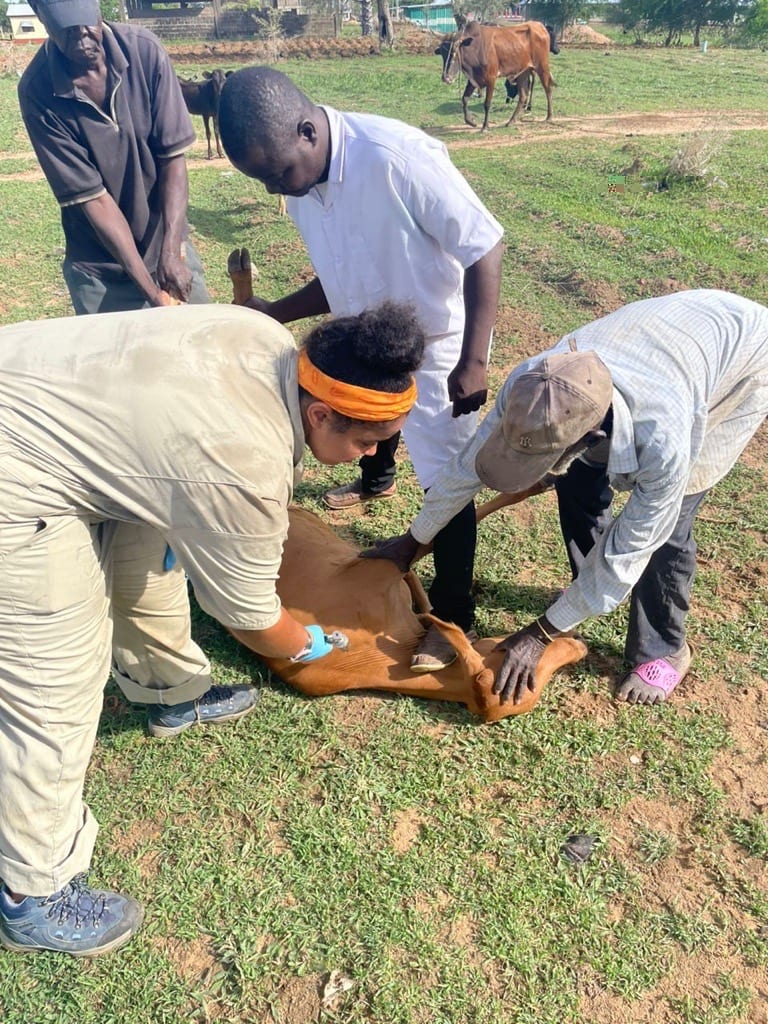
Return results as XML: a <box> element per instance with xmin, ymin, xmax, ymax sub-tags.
<box><xmin>0</xmin><ymin>39</ymin><xmax>766</xmax><ymax>1024</ymax></box>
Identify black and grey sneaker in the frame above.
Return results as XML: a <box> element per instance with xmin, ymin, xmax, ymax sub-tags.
<box><xmin>147</xmin><ymin>684</ymin><xmax>259</xmax><ymax>739</ymax></box>
<box><xmin>0</xmin><ymin>875</ymin><xmax>143</xmax><ymax>957</ymax></box>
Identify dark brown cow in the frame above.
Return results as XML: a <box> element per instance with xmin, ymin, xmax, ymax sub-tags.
<box><xmin>437</xmin><ymin>20</ymin><xmax>555</xmax><ymax>130</ymax></box>
<box><xmin>178</xmin><ymin>69</ymin><xmax>232</xmax><ymax>160</ymax></box>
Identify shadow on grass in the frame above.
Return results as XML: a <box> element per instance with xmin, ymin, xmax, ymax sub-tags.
<box><xmin>187</xmin><ymin>201</ymin><xmax>266</xmax><ymax>247</ymax></box>
<box><xmin>97</xmin><ymin>588</ymin><xmax>486</xmax><ymax>738</ymax></box>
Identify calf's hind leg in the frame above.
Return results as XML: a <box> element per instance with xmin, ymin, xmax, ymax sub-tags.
<box><xmin>227</xmin><ymin>248</ymin><xmax>254</xmax><ymax>306</ymax></box>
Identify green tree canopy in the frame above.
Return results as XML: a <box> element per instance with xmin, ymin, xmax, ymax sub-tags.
<box><xmin>528</xmin><ymin>0</ymin><xmax>589</xmax><ymax>34</ymax></box>
<box><xmin>608</xmin><ymin>0</ymin><xmax>740</xmax><ymax>45</ymax></box>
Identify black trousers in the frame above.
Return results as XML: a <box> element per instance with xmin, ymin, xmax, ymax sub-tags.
<box><xmin>361</xmin><ymin>437</ymin><xmax>476</xmax><ymax>631</ymax></box>
<box><xmin>555</xmin><ymin>458</ymin><xmax>707</xmax><ymax>665</ymax></box>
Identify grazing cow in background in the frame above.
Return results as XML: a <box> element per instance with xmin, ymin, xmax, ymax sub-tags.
<box><xmin>437</xmin><ymin>20</ymin><xmax>555</xmax><ymax>130</ymax></box>
<box><xmin>178</xmin><ymin>68</ymin><xmax>231</xmax><ymax>160</ymax></box>
<box><xmin>435</xmin><ymin>36</ymin><xmax>534</xmax><ymax>113</ymax></box>
<box><xmin>504</xmin><ymin>24</ymin><xmax>559</xmax><ymax>109</ymax></box>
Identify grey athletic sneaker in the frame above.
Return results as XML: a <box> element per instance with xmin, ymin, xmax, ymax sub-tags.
<box><xmin>0</xmin><ymin>875</ymin><xmax>143</xmax><ymax>957</ymax></box>
<box><xmin>147</xmin><ymin>683</ymin><xmax>259</xmax><ymax>738</ymax></box>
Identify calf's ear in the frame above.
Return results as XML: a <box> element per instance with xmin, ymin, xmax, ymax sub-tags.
<box><xmin>226</xmin><ymin>70</ymin><xmax>234</xmax><ymax>77</ymax></box>
<box><xmin>203</xmin><ymin>71</ymin><xmax>212</xmax><ymax>79</ymax></box>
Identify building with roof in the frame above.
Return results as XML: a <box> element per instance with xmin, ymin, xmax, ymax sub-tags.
<box><xmin>7</xmin><ymin>2</ymin><xmax>47</xmax><ymax>42</ymax></box>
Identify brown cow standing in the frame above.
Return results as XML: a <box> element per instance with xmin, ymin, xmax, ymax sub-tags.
<box><xmin>439</xmin><ymin>20</ymin><xmax>555</xmax><ymax>130</ymax></box>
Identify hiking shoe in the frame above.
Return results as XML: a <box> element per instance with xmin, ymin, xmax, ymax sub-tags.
<box><xmin>410</xmin><ymin>622</ymin><xmax>478</xmax><ymax>673</ymax></box>
<box><xmin>323</xmin><ymin>478</ymin><xmax>397</xmax><ymax>510</ymax></box>
<box><xmin>147</xmin><ymin>684</ymin><xmax>259</xmax><ymax>738</ymax></box>
<box><xmin>0</xmin><ymin>874</ymin><xmax>143</xmax><ymax>957</ymax></box>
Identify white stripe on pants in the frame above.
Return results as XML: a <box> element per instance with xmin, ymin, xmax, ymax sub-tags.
<box><xmin>0</xmin><ymin>516</ymin><xmax>211</xmax><ymax>895</ymax></box>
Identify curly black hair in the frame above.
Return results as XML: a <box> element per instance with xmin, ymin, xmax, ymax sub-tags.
<box><xmin>304</xmin><ymin>301</ymin><xmax>424</xmax><ymax>392</ymax></box>
<box><xmin>300</xmin><ymin>302</ymin><xmax>425</xmax><ymax>428</ymax></box>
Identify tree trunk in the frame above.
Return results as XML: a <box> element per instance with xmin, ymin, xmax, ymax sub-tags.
<box><xmin>360</xmin><ymin>0</ymin><xmax>373</xmax><ymax>36</ymax></box>
<box><xmin>377</xmin><ymin>0</ymin><xmax>394</xmax><ymax>47</ymax></box>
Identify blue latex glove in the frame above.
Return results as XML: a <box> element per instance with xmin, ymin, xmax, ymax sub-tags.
<box><xmin>292</xmin><ymin>624</ymin><xmax>334</xmax><ymax>663</ymax></box>
<box><xmin>163</xmin><ymin>545</ymin><xmax>177</xmax><ymax>571</ymax></box>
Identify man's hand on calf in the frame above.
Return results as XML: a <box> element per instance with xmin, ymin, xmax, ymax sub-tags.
<box><xmin>359</xmin><ymin>530</ymin><xmax>423</xmax><ymax>573</ymax></box>
<box><xmin>158</xmin><ymin>253</ymin><xmax>193</xmax><ymax>302</ymax></box>
<box><xmin>493</xmin><ymin>615</ymin><xmax>562</xmax><ymax>705</ymax></box>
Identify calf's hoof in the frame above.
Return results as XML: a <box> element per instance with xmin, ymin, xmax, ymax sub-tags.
<box><xmin>227</xmin><ymin>247</ymin><xmax>254</xmax><ymax>306</ymax></box>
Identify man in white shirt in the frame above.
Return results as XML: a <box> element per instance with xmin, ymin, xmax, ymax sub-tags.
<box><xmin>363</xmin><ymin>290</ymin><xmax>768</xmax><ymax>706</ymax></box>
<box><xmin>218</xmin><ymin>66</ymin><xmax>504</xmax><ymax>672</ymax></box>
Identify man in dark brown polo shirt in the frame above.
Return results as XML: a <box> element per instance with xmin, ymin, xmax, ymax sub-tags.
<box><xmin>18</xmin><ymin>0</ymin><xmax>209</xmax><ymax>314</ymax></box>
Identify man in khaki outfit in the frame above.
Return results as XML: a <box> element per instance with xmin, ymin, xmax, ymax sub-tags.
<box><xmin>0</xmin><ymin>301</ymin><xmax>424</xmax><ymax>956</ymax></box>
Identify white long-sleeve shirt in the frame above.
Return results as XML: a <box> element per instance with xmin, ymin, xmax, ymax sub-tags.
<box><xmin>410</xmin><ymin>289</ymin><xmax>768</xmax><ymax>632</ymax></box>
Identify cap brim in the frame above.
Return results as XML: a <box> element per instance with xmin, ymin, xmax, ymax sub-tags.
<box><xmin>475</xmin><ymin>422</ymin><xmax>559</xmax><ymax>494</ymax></box>
<box><xmin>39</xmin><ymin>0</ymin><xmax>101</xmax><ymax>30</ymax></box>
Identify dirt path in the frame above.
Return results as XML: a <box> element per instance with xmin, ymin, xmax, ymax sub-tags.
<box><xmin>1</xmin><ymin>109</ymin><xmax>765</xmax><ymax>182</ymax></box>
<box><xmin>435</xmin><ymin>108</ymin><xmax>768</xmax><ymax>147</ymax></box>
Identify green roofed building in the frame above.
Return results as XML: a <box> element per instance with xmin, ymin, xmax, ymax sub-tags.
<box><xmin>400</xmin><ymin>1</ymin><xmax>457</xmax><ymax>34</ymax></box>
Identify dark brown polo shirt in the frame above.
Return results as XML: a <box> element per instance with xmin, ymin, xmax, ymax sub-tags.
<box><xmin>18</xmin><ymin>23</ymin><xmax>195</xmax><ymax>280</ymax></box>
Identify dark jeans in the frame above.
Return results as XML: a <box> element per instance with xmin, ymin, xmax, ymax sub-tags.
<box><xmin>360</xmin><ymin>434</ymin><xmax>399</xmax><ymax>493</ymax></box>
<box><xmin>63</xmin><ymin>240</ymin><xmax>210</xmax><ymax>315</ymax></box>
<box><xmin>555</xmin><ymin>458</ymin><xmax>707</xmax><ymax>665</ymax></box>
<box><xmin>361</xmin><ymin>436</ymin><xmax>476</xmax><ymax>631</ymax></box>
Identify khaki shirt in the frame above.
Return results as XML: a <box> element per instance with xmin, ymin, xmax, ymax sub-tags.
<box><xmin>0</xmin><ymin>304</ymin><xmax>304</xmax><ymax>629</ymax></box>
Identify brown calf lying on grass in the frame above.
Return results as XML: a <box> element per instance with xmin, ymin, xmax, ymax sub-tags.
<box><xmin>227</xmin><ymin>249</ymin><xmax>587</xmax><ymax>720</ymax></box>
<box><xmin>243</xmin><ymin>504</ymin><xmax>586</xmax><ymax>723</ymax></box>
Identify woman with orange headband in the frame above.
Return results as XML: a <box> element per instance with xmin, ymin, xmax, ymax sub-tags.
<box><xmin>230</xmin><ymin>301</ymin><xmax>424</xmax><ymax>664</ymax></box>
<box><xmin>0</xmin><ymin>298</ymin><xmax>423</xmax><ymax>957</ymax></box>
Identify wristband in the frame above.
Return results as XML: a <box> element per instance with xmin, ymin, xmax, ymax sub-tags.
<box><xmin>535</xmin><ymin>617</ymin><xmax>556</xmax><ymax>644</ymax></box>
<box><xmin>289</xmin><ymin>624</ymin><xmax>334</xmax><ymax>663</ymax></box>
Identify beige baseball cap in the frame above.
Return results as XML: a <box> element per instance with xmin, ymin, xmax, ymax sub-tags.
<box><xmin>475</xmin><ymin>349</ymin><xmax>613</xmax><ymax>493</ymax></box>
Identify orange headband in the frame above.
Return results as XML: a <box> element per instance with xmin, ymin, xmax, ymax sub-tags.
<box><xmin>297</xmin><ymin>348</ymin><xmax>417</xmax><ymax>421</ymax></box>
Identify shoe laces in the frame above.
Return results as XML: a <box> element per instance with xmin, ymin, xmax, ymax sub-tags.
<box><xmin>40</xmin><ymin>873</ymin><xmax>107</xmax><ymax>928</ymax></box>
<box><xmin>198</xmin><ymin>684</ymin><xmax>234</xmax><ymax>707</ymax></box>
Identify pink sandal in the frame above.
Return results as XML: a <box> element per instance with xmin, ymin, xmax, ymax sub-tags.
<box><xmin>632</xmin><ymin>658</ymin><xmax>685</xmax><ymax>697</ymax></box>
<box><xmin>618</xmin><ymin>643</ymin><xmax>693</xmax><ymax>702</ymax></box>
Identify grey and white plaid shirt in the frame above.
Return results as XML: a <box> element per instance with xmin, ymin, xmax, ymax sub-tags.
<box><xmin>410</xmin><ymin>289</ymin><xmax>768</xmax><ymax>632</ymax></box>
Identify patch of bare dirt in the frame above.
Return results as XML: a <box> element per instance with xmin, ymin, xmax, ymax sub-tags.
<box><xmin>561</xmin><ymin>24</ymin><xmax>613</xmax><ymax>46</ymax></box>
<box><xmin>494</xmin><ymin>302</ymin><xmax>556</xmax><ymax>358</ymax></box>
<box><xmin>267</xmin><ymin>974</ymin><xmax>323</xmax><ymax>1024</ymax></box>
<box><xmin>441</xmin><ymin>109</ymin><xmax>768</xmax><ymax>148</ymax></box>
<box><xmin>391</xmin><ymin>807</ymin><xmax>427</xmax><ymax>853</ymax></box>
<box><xmin>552</xmin><ymin>270</ymin><xmax>625</xmax><ymax>316</ymax></box>
<box><xmin>160</xmin><ymin>935</ymin><xmax>219</xmax><ymax>984</ymax></box>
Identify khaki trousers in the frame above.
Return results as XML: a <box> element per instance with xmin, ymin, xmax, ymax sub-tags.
<box><xmin>0</xmin><ymin>515</ymin><xmax>211</xmax><ymax>896</ymax></box>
